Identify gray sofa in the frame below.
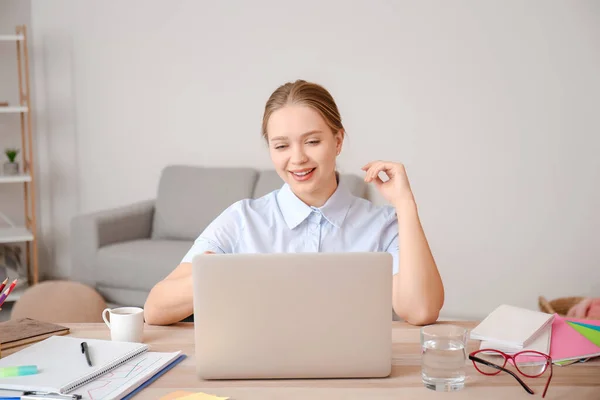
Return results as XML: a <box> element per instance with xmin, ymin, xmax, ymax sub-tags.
<box><xmin>70</xmin><ymin>165</ymin><xmax>369</xmax><ymax>307</ymax></box>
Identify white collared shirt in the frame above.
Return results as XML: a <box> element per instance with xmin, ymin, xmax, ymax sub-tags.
<box><xmin>182</xmin><ymin>182</ymin><xmax>399</xmax><ymax>274</ymax></box>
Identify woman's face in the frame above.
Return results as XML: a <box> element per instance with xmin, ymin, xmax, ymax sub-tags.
<box><xmin>266</xmin><ymin>105</ymin><xmax>343</xmax><ymax>204</ymax></box>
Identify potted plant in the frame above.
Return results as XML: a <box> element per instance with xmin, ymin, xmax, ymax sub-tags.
<box><xmin>3</xmin><ymin>148</ymin><xmax>20</xmax><ymax>175</ymax></box>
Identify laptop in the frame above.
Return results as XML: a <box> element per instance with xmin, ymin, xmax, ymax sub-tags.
<box><xmin>191</xmin><ymin>252</ymin><xmax>393</xmax><ymax>380</ymax></box>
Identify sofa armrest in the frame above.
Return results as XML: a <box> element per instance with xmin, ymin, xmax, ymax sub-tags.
<box><xmin>70</xmin><ymin>200</ymin><xmax>155</xmax><ymax>284</ymax></box>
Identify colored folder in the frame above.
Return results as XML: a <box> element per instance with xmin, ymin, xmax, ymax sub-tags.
<box><xmin>548</xmin><ymin>315</ymin><xmax>600</xmax><ymax>363</ymax></box>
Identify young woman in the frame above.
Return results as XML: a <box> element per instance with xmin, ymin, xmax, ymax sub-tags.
<box><xmin>144</xmin><ymin>80</ymin><xmax>444</xmax><ymax>326</ymax></box>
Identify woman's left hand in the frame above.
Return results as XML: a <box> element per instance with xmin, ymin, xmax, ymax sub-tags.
<box><xmin>362</xmin><ymin>160</ymin><xmax>414</xmax><ymax>207</ymax></box>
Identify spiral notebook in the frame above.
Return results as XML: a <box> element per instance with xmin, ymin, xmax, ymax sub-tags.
<box><xmin>0</xmin><ymin>335</ymin><xmax>150</xmax><ymax>394</ymax></box>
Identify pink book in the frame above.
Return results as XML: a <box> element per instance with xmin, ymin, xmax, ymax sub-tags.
<box><xmin>550</xmin><ymin>315</ymin><xmax>600</xmax><ymax>363</ymax></box>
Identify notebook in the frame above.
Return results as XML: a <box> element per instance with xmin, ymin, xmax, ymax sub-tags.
<box><xmin>0</xmin><ymin>318</ymin><xmax>69</xmax><ymax>350</ymax></box>
<box><xmin>0</xmin><ymin>335</ymin><xmax>151</xmax><ymax>394</ymax></box>
<box><xmin>480</xmin><ymin>323</ymin><xmax>552</xmax><ymax>354</ymax></box>
<box><xmin>470</xmin><ymin>304</ymin><xmax>555</xmax><ymax>349</ymax></box>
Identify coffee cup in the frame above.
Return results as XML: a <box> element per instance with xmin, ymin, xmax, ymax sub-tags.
<box><xmin>102</xmin><ymin>306</ymin><xmax>144</xmax><ymax>342</ymax></box>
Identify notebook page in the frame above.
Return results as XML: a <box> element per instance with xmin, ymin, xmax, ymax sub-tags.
<box><xmin>0</xmin><ymin>335</ymin><xmax>147</xmax><ymax>393</ymax></box>
<box><xmin>76</xmin><ymin>351</ymin><xmax>182</xmax><ymax>400</ymax></box>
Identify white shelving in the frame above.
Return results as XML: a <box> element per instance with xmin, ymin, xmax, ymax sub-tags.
<box><xmin>0</xmin><ymin>25</ymin><xmax>39</xmax><ymax>285</ymax></box>
<box><xmin>0</xmin><ymin>34</ymin><xmax>24</xmax><ymax>41</ymax></box>
<box><xmin>0</xmin><ymin>174</ymin><xmax>31</xmax><ymax>183</ymax></box>
<box><xmin>0</xmin><ymin>106</ymin><xmax>28</xmax><ymax>113</ymax></box>
<box><xmin>0</xmin><ymin>227</ymin><xmax>34</xmax><ymax>244</ymax></box>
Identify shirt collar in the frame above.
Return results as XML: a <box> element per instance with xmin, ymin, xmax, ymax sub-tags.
<box><xmin>276</xmin><ymin>181</ymin><xmax>354</xmax><ymax>230</ymax></box>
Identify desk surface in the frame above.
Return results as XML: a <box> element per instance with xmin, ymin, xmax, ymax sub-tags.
<box><xmin>52</xmin><ymin>321</ymin><xmax>600</xmax><ymax>400</ymax></box>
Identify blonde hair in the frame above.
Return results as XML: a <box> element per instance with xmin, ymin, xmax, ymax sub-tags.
<box><xmin>262</xmin><ymin>80</ymin><xmax>344</xmax><ymax>140</ymax></box>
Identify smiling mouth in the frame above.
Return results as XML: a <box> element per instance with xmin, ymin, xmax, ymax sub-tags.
<box><xmin>290</xmin><ymin>168</ymin><xmax>315</xmax><ymax>176</ymax></box>
<box><xmin>289</xmin><ymin>168</ymin><xmax>316</xmax><ymax>181</ymax></box>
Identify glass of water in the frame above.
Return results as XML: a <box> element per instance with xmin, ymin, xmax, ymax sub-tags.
<box><xmin>420</xmin><ymin>324</ymin><xmax>468</xmax><ymax>392</ymax></box>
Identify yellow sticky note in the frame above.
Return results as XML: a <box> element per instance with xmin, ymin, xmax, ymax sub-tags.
<box><xmin>177</xmin><ymin>393</ymin><xmax>230</xmax><ymax>400</ymax></box>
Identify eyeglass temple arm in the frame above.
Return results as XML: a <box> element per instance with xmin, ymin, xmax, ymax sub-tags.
<box><xmin>469</xmin><ymin>355</ymin><xmax>535</xmax><ymax>395</ymax></box>
<box><xmin>542</xmin><ymin>361</ymin><xmax>553</xmax><ymax>398</ymax></box>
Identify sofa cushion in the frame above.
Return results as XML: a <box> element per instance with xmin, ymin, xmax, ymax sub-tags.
<box><xmin>152</xmin><ymin>165</ymin><xmax>258</xmax><ymax>240</ymax></box>
<box><xmin>253</xmin><ymin>170</ymin><xmax>283</xmax><ymax>198</ymax></box>
<box><xmin>96</xmin><ymin>286</ymin><xmax>150</xmax><ymax>309</ymax></box>
<box><xmin>252</xmin><ymin>170</ymin><xmax>369</xmax><ymax>199</ymax></box>
<box><xmin>94</xmin><ymin>239</ymin><xmax>193</xmax><ymax>292</ymax></box>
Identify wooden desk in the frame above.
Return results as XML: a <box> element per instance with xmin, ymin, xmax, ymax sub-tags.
<box><xmin>55</xmin><ymin>321</ymin><xmax>600</xmax><ymax>399</ymax></box>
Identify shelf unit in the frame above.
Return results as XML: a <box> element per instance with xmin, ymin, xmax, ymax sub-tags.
<box><xmin>0</xmin><ymin>25</ymin><xmax>39</xmax><ymax>291</ymax></box>
<box><xmin>0</xmin><ymin>106</ymin><xmax>28</xmax><ymax>113</ymax></box>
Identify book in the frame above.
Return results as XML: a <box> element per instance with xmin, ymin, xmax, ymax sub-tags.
<box><xmin>0</xmin><ymin>318</ymin><xmax>70</xmax><ymax>350</ymax></box>
<box><xmin>470</xmin><ymin>304</ymin><xmax>555</xmax><ymax>349</ymax></box>
<box><xmin>480</xmin><ymin>323</ymin><xmax>552</xmax><ymax>354</ymax></box>
<box><xmin>0</xmin><ymin>335</ymin><xmax>181</xmax><ymax>397</ymax></box>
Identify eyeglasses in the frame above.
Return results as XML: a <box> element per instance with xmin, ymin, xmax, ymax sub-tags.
<box><xmin>469</xmin><ymin>349</ymin><xmax>553</xmax><ymax>398</ymax></box>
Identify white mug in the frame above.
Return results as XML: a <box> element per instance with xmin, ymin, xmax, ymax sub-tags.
<box><xmin>102</xmin><ymin>307</ymin><xmax>144</xmax><ymax>342</ymax></box>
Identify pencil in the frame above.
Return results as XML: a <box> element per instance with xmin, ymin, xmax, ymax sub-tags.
<box><xmin>0</xmin><ymin>278</ymin><xmax>7</xmax><ymax>293</ymax></box>
<box><xmin>0</xmin><ymin>279</ymin><xmax>17</xmax><ymax>308</ymax></box>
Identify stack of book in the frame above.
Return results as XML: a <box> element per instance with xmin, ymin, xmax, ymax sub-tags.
<box><xmin>0</xmin><ymin>318</ymin><xmax>70</xmax><ymax>353</ymax></box>
<box><xmin>471</xmin><ymin>304</ymin><xmax>600</xmax><ymax>364</ymax></box>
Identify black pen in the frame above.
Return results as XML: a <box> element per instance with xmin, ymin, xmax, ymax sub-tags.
<box><xmin>80</xmin><ymin>341</ymin><xmax>92</xmax><ymax>367</ymax></box>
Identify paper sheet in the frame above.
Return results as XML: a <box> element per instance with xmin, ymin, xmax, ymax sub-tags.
<box><xmin>566</xmin><ymin>317</ymin><xmax>600</xmax><ymax>326</ymax></box>
<box><xmin>568</xmin><ymin>321</ymin><xmax>600</xmax><ymax>332</ymax></box>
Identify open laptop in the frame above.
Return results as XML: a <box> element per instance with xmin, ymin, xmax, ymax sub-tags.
<box><xmin>191</xmin><ymin>252</ymin><xmax>393</xmax><ymax>380</ymax></box>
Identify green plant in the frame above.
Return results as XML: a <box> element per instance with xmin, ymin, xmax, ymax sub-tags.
<box><xmin>5</xmin><ymin>148</ymin><xmax>19</xmax><ymax>163</ymax></box>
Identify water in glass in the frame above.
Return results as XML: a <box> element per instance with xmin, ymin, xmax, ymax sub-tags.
<box><xmin>421</xmin><ymin>324</ymin><xmax>468</xmax><ymax>391</ymax></box>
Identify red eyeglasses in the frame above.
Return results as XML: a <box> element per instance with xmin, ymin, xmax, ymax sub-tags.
<box><xmin>469</xmin><ymin>349</ymin><xmax>553</xmax><ymax>398</ymax></box>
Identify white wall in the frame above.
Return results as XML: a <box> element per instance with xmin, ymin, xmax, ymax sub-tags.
<box><xmin>24</xmin><ymin>0</ymin><xmax>600</xmax><ymax>319</ymax></box>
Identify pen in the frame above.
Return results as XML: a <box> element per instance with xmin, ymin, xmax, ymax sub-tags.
<box><xmin>80</xmin><ymin>342</ymin><xmax>92</xmax><ymax>367</ymax></box>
